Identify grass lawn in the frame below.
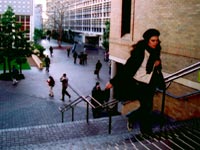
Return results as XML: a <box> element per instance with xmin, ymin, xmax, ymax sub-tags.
<box><xmin>0</xmin><ymin>60</ymin><xmax>31</xmax><ymax>70</ymax></box>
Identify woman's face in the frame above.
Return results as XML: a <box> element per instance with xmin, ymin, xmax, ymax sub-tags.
<box><xmin>148</xmin><ymin>36</ymin><xmax>159</xmax><ymax>49</ymax></box>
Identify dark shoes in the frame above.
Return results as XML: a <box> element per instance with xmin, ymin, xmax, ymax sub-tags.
<box><xmin>49</xmin><ymin>94</ymin><xmax>54</xmax><ymax>97</ymax></box>
<box><xmin>127</xmin><ymin>120</ymin><xmax>133</xmax><ymax>131</ymax></box>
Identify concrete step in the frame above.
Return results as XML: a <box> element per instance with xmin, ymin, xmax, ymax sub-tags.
<box><xmin>1</xmin><ymin>115</ymin><xmax>199</xmax><ymax>150</ymax></box>
<box><xmin>0</xmin><ymin>116</ymin><xmax>133</xmax><ymax>149</ymax></box>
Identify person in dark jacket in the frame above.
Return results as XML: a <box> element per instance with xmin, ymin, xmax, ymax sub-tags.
<box><xmin>95</xmin><ymin>60</ymin><xmax>102</xmax><ymax>79</ymax></box>
<box><xmin>73</xmin><ymin>51</ymin><xmax>78</xmax><ymax>64</ymax></box>
<box><xmin>44</xmin><ymin>55</ymin><xmax>51</xmax><ymax>72</ymax></box>
<box><xmin>91</xmin><ymin>82</ymin><xmax>104</xmax><ymax>118</ymax></box>
<box><xmin>49</xmin><ymin>46</ymin><xmax>53</xmax><ymax>57</ymax></box>
<box><xmin>105</xmin><ymin>29</ymin><xmax>165</xmax><ymax>134</ymax></box>
<box><xmin>60</xmin><ymin>73</ymin><xmax>71</xmax><ymax>101</ymax></box>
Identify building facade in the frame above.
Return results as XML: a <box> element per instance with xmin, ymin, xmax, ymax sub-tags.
<box><xmin>34</xmin><ymin>4</ymin><xmax>43</xmax><ymax>29</ymax></box>
<box><xmin>0</xmin><ymin>0</ymin><xmax>34</xmax><ymax>40</ymax></box>
<box><xmin>46</xmin><ymin>0</ymin><xmax>111</xmax><ymax>46</ymax></box>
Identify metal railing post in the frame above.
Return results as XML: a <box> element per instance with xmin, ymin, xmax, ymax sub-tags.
<box><xmin>160</xmin><ymin>88</ymin><xmax>166</xmax><ymax>129</ymax></box>
<box><xmin>72</xmin><ymin>107</ymin><xmax>74</xmax><ymax>121</ymax></box>
<box><xmin>86</xmin><ymin>102</ymin><xmax>89</xmax><ymax>123</ymax></box>
<box><xmin>61</xmin><ymin>111</ymin><xmax>64</xmax><ymax>123</ymax></box>
<box><xmin>108</xmin><ymin>112</ymin><xmax>112</xmax><ymax>134</ymax></box>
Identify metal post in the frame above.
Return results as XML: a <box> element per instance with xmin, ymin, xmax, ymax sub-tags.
<box><xmin>108</xmin><ymin>112</ymin><xmax>112</xmax><ymax>134</ymax></box>
<box><xmin>86</xmin><ymin>102</ymin><xmax>89</xmax><ymax>124</ymax></box>
<box><xmin>72</xmin><ymin>107</ymin><xmax>74</xmax><ymax>121</ymax></box>
<box><xmin>160</xmin><ymin>88</ymin><xmax>166</xmax><ymax>129</ymax></box>
<box><xmin>61</xmin><ymin>111</ymin><xmax>64</xmax><ymax>123</ymax></box>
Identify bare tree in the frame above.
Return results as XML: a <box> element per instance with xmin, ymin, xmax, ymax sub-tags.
<box><xmin>46</xmin><ymin>0</ymin><xmax>68</xmax><ymax>47</ymax></box>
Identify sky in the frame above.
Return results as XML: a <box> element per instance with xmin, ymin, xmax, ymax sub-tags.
<box><xmin>35</xmin><ymin>0</ymin><xmax>46</xmax><ymax>5</ymax></box>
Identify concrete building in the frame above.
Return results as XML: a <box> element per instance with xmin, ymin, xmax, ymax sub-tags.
<box><xmin>34</xmin><ymin>4</ymin><xmax>43</xmax><ymax>29</ymax></box>
<box><xmin>46</xmin><ymin>0</ymin><xmax>111</xmax><ymax>47</ymax></box>
<box><xmin>109</xmin><ymin>0</ymin><xmax>200</xmax><ymax>120</ymax></box>
<box><xmin>0</xmin><ymin>0</ymin><xmax>34</xmax><ymax>40</ymax></box>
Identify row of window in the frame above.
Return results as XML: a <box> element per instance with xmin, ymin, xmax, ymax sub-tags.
<box><xmin>67</xmin><ymin>12</ymin><xmax>110</xmax><ymax>19</ymax></box>
<box><xmin>68</xmin><ymin>26</ymin><xmax>102</xmax><ymax>33</ymax></box>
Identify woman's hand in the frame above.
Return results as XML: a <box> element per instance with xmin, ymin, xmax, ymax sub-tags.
<box><xmin>105</xmin><ymin>82</ymin><xmax>113</xmax><ymax>89</ymax></box>
<box><xmin>154</xmin><ymin>60</ymin><xmax>161</xmax><ymax>67</ymax></box>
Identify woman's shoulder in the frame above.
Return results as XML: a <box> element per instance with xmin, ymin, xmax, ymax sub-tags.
<box><xmin>130</xmin><ymin>40</ymin><xmax>145</xmax><ymax>55</ymax></box>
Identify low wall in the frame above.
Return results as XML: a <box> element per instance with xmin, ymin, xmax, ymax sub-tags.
<box><xmin>31</xmin><ymin>54</ymin><xmax>43</xmax><ymax>69</ymax></box>
<box><xmin>153</xmin><ymin>91</ymin><xmax>200</xmax><ymax>121</ymax></box>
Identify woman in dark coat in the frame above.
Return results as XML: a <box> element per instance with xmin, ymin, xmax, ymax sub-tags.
<box><xmin>91</xmin><ymin>82</ymin><xmax>104</xmax><ymax>118</ymax></box>
<box><xmin>105</xmin><ymin>29</ymin><xmax>165</xmax><ymax>134</ymax></box>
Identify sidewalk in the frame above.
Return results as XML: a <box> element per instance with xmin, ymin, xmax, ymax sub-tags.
<box><xmin>0</xmin><ymin>39</ymin><xmax>110</xmax><ymax>129</ymax></box>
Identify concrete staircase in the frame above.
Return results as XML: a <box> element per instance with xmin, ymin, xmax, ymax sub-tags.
<box><xmin>0</xmin><ymin>115</ymin><xmax>199</xmax><ymax>150</ymax></box>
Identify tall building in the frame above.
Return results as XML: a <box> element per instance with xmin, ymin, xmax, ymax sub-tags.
<box><xmin>34</xmin><ymin>4</ymin><xmax>43</xmax><ymax>29</ymax></box>
<box><xmin>46</xmin><ymin>0</ymin><xmax>111</xmax><ymax>46</ymax></box>
<box><xmin>0</xmin><ymin>0</ymin><xmax>34</xmax><ymax>40</ymax></box>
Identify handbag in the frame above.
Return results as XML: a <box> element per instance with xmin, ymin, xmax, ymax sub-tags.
<box><xmin>94</xmin><ymin>69</ymin><xmax>99</xmax><ymax>74</ymax></box>
<box><xmin>94</xmin><ymin>69</ymin><xmax>98</xmax><ymax>74</ymax></box>
<box><xmin>121</xmin><ymin>100</ymin><xmax>140</xmax><ymax>115</ymax></box>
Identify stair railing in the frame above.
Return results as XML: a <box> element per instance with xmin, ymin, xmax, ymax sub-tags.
<box><xmin>59</xmin><ymin>85</ymin><xmax>103</xmax><ymax>123</ymax></box>
<box><xmin>59</xmin><ymin>62</ymin><xmax>200</xmax><ymax>134</ymax></box>
<box><xmin>160</xmin><ymin>61</ymin><xmax>200</xmax><ymax>128</ymax></box>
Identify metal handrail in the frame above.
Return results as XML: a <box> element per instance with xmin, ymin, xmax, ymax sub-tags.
<box><xmin>164</xmin><ymin>61</ymin><xmax>200</xmax><ymax>83</ymax></box>
<box><xmin>59</xmin><ymin>62</ymin><xmax>200</xmax><ymax>134</ymax></box>
<box><xmin>160</xmin><ymin>62</ymin><xmax>200</xmax><ymax>129</ymax></box>
<box><xmin>59</xmin><ymin>84</ymin><xmax>104</xmax><ymax>123</ymax></box>
<box><xmin>86</xmin><ymin>95</ymin><xmax>103</xmax><ymax>108</ymax></box>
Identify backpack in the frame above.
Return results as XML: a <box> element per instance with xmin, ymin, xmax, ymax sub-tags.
<box><xmin>49</xmin><ymin>79</ymin><xmax>55</xmax><ymax>87</ymax></box>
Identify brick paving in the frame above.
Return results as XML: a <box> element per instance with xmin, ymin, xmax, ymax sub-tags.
<box><xmin>0</xmin><ymin>39</ymin><xmax>117</xmax><ymax>149</ymax></box>
<box><xmin>0</xmin><ymin>39</ymin><xmax>110</xmax><ymax>129</ymax></box>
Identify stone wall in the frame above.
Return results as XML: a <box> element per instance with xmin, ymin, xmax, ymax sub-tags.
<box><xmin>153</xmin><ymin>92</ymin><xmax>200</xmax><ymax>121</ymax></box>
<box><xmin>133</xmin><ymin>0</ymin><xmax>200</xmax><ymax>82</ymax></box>
<box><xmin>109</xmin><ymin>0</ymin><xmax>200</xmax><ymax>83</ymax></box>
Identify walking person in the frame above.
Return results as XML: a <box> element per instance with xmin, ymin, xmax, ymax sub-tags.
<box><xmin>95</xmin><ymin>60</ymin><xmax>102</xmax><ymax>79</ymax></box>
<box><xmin>73</xmin><ymin>51</ymin><xmax>78</xmax><ymax>64</ymax></box>
<box><xmin>12</xmin><ymin>65</ymin><xmax>19</xmax><ymax>85</ymax></box>
<box><xmin>105</xmin><ymin>29</ymin><xmax>165</xmax><ymax>134</ymax></box>
<box><xmin>44</xmin><ymin>55</ymin><xmax>51</xmax><ymax>72</ymax></box>
<box><xmin>49</xmin><ymin>46</ymin><xmax>53</xmax><ymax>57</ymax></box>
<box><xmin>67</xmin><ymin>47</ymin><xmax>70</xmax><ymax>57</ymax></box>
<box><xmin>60</xmin><ymin>73</ymin><xmax>71</xmax><ymax>101</ymax></box>
<box><xmin>47</xmin><ymin>76</ymin><xmax>55</xmax><ymax>97</ymax></box>
<box><xmin>91</xmin><ymin>82</ymin><xmax>104</xmax><ymax>118</ymax></box>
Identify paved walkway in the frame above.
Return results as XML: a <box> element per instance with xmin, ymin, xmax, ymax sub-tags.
<box><xmin>0</xmin><ymin>39</ymin><xmax>110</xmax><ymax>129</ymax></box>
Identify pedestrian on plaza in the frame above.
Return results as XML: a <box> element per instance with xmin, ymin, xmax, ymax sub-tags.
<box><xmin>44</xmin><ymin>55</ymin><xmax>51</xmax><ymax>72</ymax></box>
<box><xmin>67</xmin><ymin>47</ymin><xmax>71</xmax><ymax>57</ymax></box>
<box><xmin>60</xmin><ymin>73</ymin><xmax>71</xmax><ymax>101</ymax></box>
<box><xmin>105</xmin><ymin>29</ymin><xmax>165</xmax><ymax>134</ymax></box>
<box><xmin>47</xmin><ymin>76</ymin><xmax>55</xmax><ymax>97</ymax></box>
<box><xmin>49</xmin><ymin>46</ymin><xmax>53</xmax><ymax>57</ymax></box>
<box><xmin>83</xmin><ymin>52</ymin><xmax>88</xmax><ymax>65</ymax></box>
<box><xmin>95</xmin><ymin>60</ymin><xmax>102</xmax><ymax>79</ymax></box>
<box><xmin>73</xmin><ymin>51</ymin><xmax>78</xmax><ymax>64</ymax></box>
<box><xmin>91</xmin><ymin>82</ymin><xmax>104</xmax><ymax>118</ymax></box>
<box><xmin>79</xmin><ymin>52</ymin><xmax>84</xmax><ymax>65</ymax></box>
<box><xmin>12</xmin><ymin>65</ymin><xmax>19</xmax><ymax>85</ymax></box>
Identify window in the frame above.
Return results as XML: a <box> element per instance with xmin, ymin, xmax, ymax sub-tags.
<box><xmin>121</xmin><ymin>0</ymin><xmax>131</xmax><ymax>36</ymax></box>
